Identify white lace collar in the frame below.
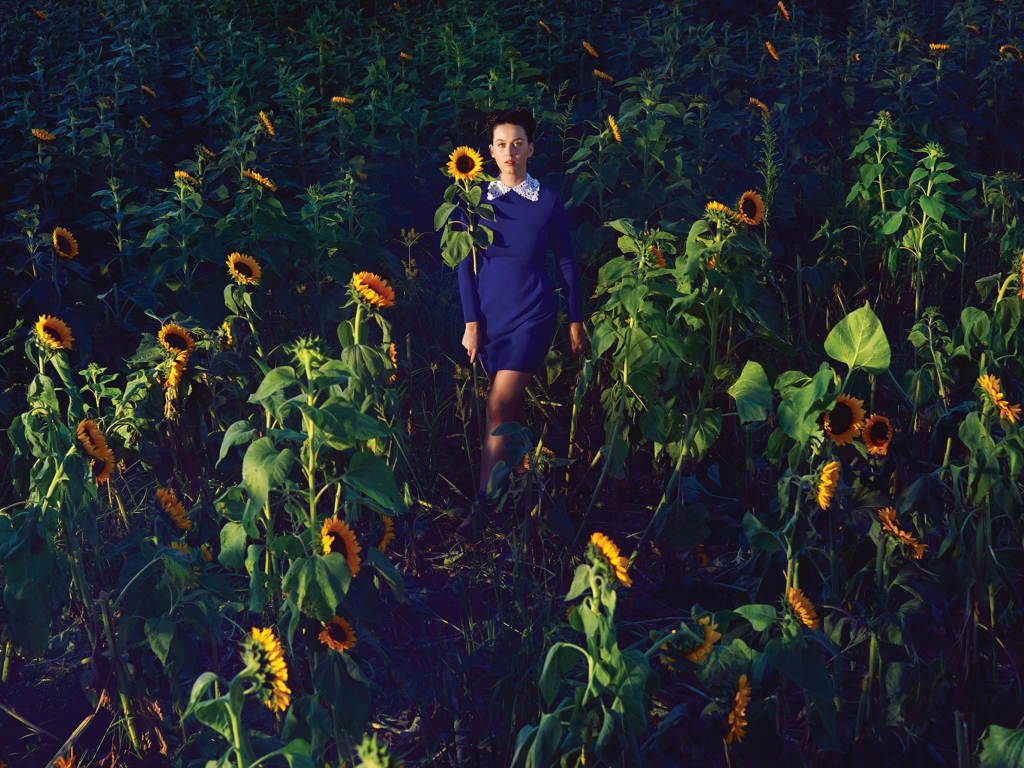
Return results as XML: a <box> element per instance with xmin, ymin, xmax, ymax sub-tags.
<box><xmin>487</xmin><ymin>173</ymin><xmax>540</xmax><ymax>202</ymax></box>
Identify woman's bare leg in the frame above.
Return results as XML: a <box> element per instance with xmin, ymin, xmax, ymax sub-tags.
<box><xmin>478</xmin><ymin>369</ymin><xmax>533</xmax><ymax>494</ymax></box>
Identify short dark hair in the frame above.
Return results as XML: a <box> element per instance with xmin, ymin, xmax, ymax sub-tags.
<box><xmin>485</xmin><ymin>108</ymin><xmax>536</xmax><ymax>144</ymax></box>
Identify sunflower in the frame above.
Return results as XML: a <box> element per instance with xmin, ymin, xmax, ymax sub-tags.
<box><xmin>539</xmin><ymin>20</ymin><xmax>553</xmax><ymax>34</ymax></box>
<box><xmin>227</xmin><ymin>252</ymin><xmax>262</xmax><ymax>286</ymax></box>
<box><xmin>258</xmin><ymin>110</ymin><xmax>275</xmax><ymax>136</ymax></box>
<box><xmin>1018</xmin><ymin>255</ymin><xmax>1024</xmax><ymax>300</ymax></box>
<box><xmin>736</xmin><ymin>190</ymin><xmax>765</xmax><ymax>226</ymax></box>
<box><xmin>201</xmin><ymin>543</ymin><xmax>213</xmax><ymax>561</ymax></box>
<box><xmin>156</xmin><ymin>488</ymin><xmax>192</xmax><ymax>531</ymax></box>
<box><xmin>242</xmin><ymin>168</ymin><xmax>278</xmax><ymax>192</ymax></box>
<box><xmin>1000</xmin><ymin>44</ymin><xmax>1023</xmax><ymax>60</ymax></box>
<box><xmin>582</xmin><ymin>41</ymin><xmax>599</xmax><ymax>58</ymax></box>
<box><xmin>158</xmin><ymin>323</ymin><xmax>195</xmax><ymax>355</ymax></box>
<box><xmin>319</xmin><ymin>615</ymin><xmax>357</xmax><ymax>652</ymax></box>
<box><xmin>749</xmin><ymin>97</ymin><xmax>770</xmax><ymax>117</ymax></box>
<box><xmin>52</xmin><ymin>227</ymin><xmax>79</xmax><ymax>259</ymax></box>
<box><xmin>725</xmin><ymin>674</ymin><xmax>752</xmax><ymax>745</ymax></box>
<box><xmin>356</xmin><ymin>170</ymin><xmax>368</xmax><ymax>180</ymax></box>
<box><xmin>351</xmin><ymin>271</ymin><xmax>396</xmax><ymax>310</ymax></box>
<box><xmin>399</xmin><ymin>51</ymin><xmax>413</xmax><ymax>61</ymax></box>
<box><xmin>696</xmin><ymin>551</ymin><xmax>708</xmax><ymax>567</ymax></box>
<box><xmin>608</xmin><ymin>115</ymin><xmax>622</xmax><ymax>141</ymax></box>
<box><xmin>174</xmin><ymin>170</ymin><xmax>198</xmax><ymax>186</ymax></box>
<box><xmin>589</xmin><ymin>531</ymin><xmax>632</xmax><ymax>587</ymax></box>
<box><xmin>34</xmin><ymin>315</ymin><xmax>74</xmax><ymax>350</ymax></box>
<box><xmin>200</xmin><ymin>144</ymin><xmax>217</xmax><ymax>159</ymax></box>
<box><xmin>862</xmin><ymin>414</ymin><xmax>893</xmax><ymax>455</ymax></box>
<box><xmin>594</xmin><ymin>69</ymin><xmax>615</xmax><ymax>83</ymax></box>
<box><xmin>77</xmin><ymin>419</ymin><xmax>109</xmax><ymax>459</ymax></box>
<box><xmin>194</xmin><ymin>45</ymin><xmax>207</xmax><ymax>63</ymax></box>
<box><xmin>169</xmin><ymin>540</ymin><xmax>191</xmax><ymax>556</ymax></box>
<box><xmin>35</xmin><ymin>9</ymin><xmax>47</xmax><ymax>19</ymax></box>
<box><xmin>31</xmin><ymin>128</ymin><xmax>56</xmax><ymax>142</ymax></box>
<box><xmin>966</xmin><ymin>24</ymin><xmax>979</xmax><ymax>34</ymax></box>
<box><xmin>386</xmin><ymin>342</ymin><xmax>397</xmax><ymax>384</ymax></box>
<box><xmin>446</xmin><ymin>146</ymin><xmax>484</xmax><ymax>182</ymax></box>
<box><xmin>765</xmin><ymin>41</ymin><xmax>780</xmax><ymax>60</ymax></box>
<box><xmin>649</xmin><ymin>246</ymin><xmax>666</xmax><ymax>268</ymax></box>
<box><xmin>378</xmin><ymin>515</ymin><xmax>395</xmax><ymax>552</ymax></box>
<box><xmin>817</xmin><ymin>459</ymin><xmax>840</xmax><ymax>510</ymax></box>
<box><xmin>91</xmin><ymin>447</ymin><xmax>115</xmax><ymax>485</ymax></box>
<box><xmin>54</xmin><ymin>751</ymin><xmax>75</xmax><ymax>768</ymax></box>
<box><xmin>977</xmin><ymin>374</ymin><xmax>1021</xmax><ymax>423</ymax></box>
<box><xmin>521</xmin><ymin>445</ymin><xmax>556</xmax><ymax>471</ymax></box>
<box><xmin>164</xmin><ymin>350</ymin><xmax>188</xmax><ymax>390</ymax></box>
<box><xmin>787</xmin><ymin>586</ymin><xmax>819</xmax><ymax>630</ymax></box>
<box><xmin>221</xmin><ymin>320</ymin><xmax>233</xmax><ymax>350</ymax></box>
<box><xmin>879</xmin><ymin>507</ymin><xmax>927</xmax><ymax>559</ymax></box>
<box><xmin>243</xmin><ymin>627</ymin><xmax>291</xmax><ymax>713</ymax></box>
<box><xmin>331</xmin><ymin>96</ymin><xmax>355</xmax><ymax>105</ymax></box>
<box><xmin>777</xmin><ymin>1</ymin><xmax>790</xmax><ymax>20</ymax></box>
<box><xmin>823</xmin><ymin>394</ymin><xmax>866</xmax><ymax>445</ymax></box>
<box><xmin>141</xmin><ymin>85</ymin><xmax>156</xmax><ymax>97</ymax></box>
<box><xmin>684</xmin><ymin>615</ymin><xmax>722</xmax><ymax>663</ymax></box>
<box><xmin>705</xmin><ymin>200</ymin><xmax>741</xmax><ymax>225</ymax></box>
<box><xmin>321</xmin><ymin>517</ymin><xmax>362</xmax><ymax>578</ymax></box>
<box><xmin>929</xmin><ymin>43</ymin><xmax>951</xmax><ymax>53</ymax></box>
<box><xmin>138</xmin><ymin>116</ymin><xmax>150</xmax><ymax>129</ymax></box>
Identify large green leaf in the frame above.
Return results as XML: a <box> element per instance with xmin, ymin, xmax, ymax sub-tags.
<box><xmin>242</xmin><ymin>438</ymin><xmax>296</xmax><ymax>510</ymax></box>
<box><xmin>217</xmin><ymin>419</ymin><xmax>256</xmax><ymax>467</ymax></box>
<box><xmin>144</xmin><ymin>614</ymin><xmax>175</xmax><ymax>665</ymax></box>
<box><xmin>539</xmin><ymin>642</ymin><xmax>589</xmax><ymax>706</ymax></box>
<box><xmin>979</xmin><ymin>725</ymin><xmax>1024</xmax><ymax>767</ymax></box>
<box><xmin>824</xmin><ymin>304</ymin><xmax>890</xmax><ymax>374</ymax></box>
<box><xmin>249</xmin><ymin>366</ymin><xmax>298</xmax><ymax>404</ymax></box>
<box><xmin>777</xmin><ymin>368</ymin><xmax>834</xmax><ymax>445</ymax></box>
<box><xmin>342</xmin><ymin>451</ymin><xmax>410</xmax><ymax>515</ymax></box>
<box><xmin>735</xmin><ymin>604</ymin><xmax>778</xmax><ymax>631</ymax></box>
<box><xmin>281</xmin><ymin>555</ymin><xmax>348</xmax><ymax>622</ymax></box>
<box><xmin>728</xmin><ymin>361</ymin><xmax>772</xmax><ymax>423</ymax></box>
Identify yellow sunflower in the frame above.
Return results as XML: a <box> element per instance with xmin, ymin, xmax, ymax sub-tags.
<box><xmin>242</xmin><ymin>168</ymin><xmax>278</xmax><ymax>192</ymax></box>
<box><xmin>929</xmin><ymin>43</ymin><xmax>951</xmax><ymax>53</ymax></box>
<box><xmin>978</xmin><ymin>373</ymin><xmax>1021</xmax><ymax>423</ymax></box>
<box><xmin>221</xmin><ymin>320</ymin><xmax>233</xmax><ymax>350</ymax></box>
<box><xmin>787</xmin><ymin>586</ymin><xmax>819</xmax><ymax>630</ymax></box>
<box><xmin>589</xmin><ymin>532</ymin><xmax>632</xmax><ymax>587</ymax></box>
<box><xmin>321</xmin><ymin>517</ymin><xmax>362</xmax><ymax>578</ymax></box>
<box><xmin>649</xmin><ymin>246</ymin><xmax>666</xmax><ymax>268</ymax></box>
<box><xmin>35</xmin><ymin>9</ymin><xmax>47</xmax><ymax>20</ymax></box>
<box><xmin>862</xmin><ymin>414</ymin><xmax>893</xmax><ymax>455</ymax></box>
<box><xmin>446</xmin><ymin>146</ymin><xmax>484</xmax><ymax>182</ymax></box>
<box><xmin>879</xmin><ymin>507</ymin><xmax>927</xmax><ymax>560</ymax></box>
<box><xmin>817</xmin><ymin>459</ymin><xmax>840</xmax><ymax>509</ymax></box>
<box><xmin>725</xmin><ymin>674</ymin><xmax>752</xmax><ymax>745</ymax></box>
<box><xmin>245</xmin><ymin>627</ymin><xmax>291</xmax><ymax>713</ymax></box>
<box><xmin>174</xmin><ymin>170</ymin><xmax>198</xmax><ymax>186</ymax></box>
<box><xmin>351</xmin><ymin>271</ymin><xmax>396</xmax><ymax>310</ymax></box>
<box><xmin>141</xmin><ymin>85</ymin><xmax>156</xmax><ymax>97</ymax></box>
<box><xmin>91</xmin><ymin>447</ymin><xmax>115</xmax><ymax>486</ymax></box>
<box><xmin>1018</xmin><ymin>254</ymin><xmax>1024</xmax><ymax>300</ymax></box>
<box><xmin>705</xmin><ymin>200</ymin><xmax>742</xmax><ymax>225</ymax></box>
<box><xmin>582</xmin><ymin>41</ymin><xmax>599</xmax><ymax>58</ymax></box>
<box><xmin>164</xmin><ymin>350</ymin><xmax>188</xmax><ymax>390</ymax></box>
<box><xmin>169</xmin><ymin>540</ymin><xmax>191</xmax><ymax>556</ymax></box>
<box><xmin>138</xmin><ymin>116</ymin><xmax>151</xmax><ymax>129</ymax></box>
<box><xmin>201</xmin><ymin>543</ymin><xmax>213</xmax><ymax>561</ymax></box>
<box><xmin>31</xmin><ymin>128</ymin><xmax>56</xmax><ymax>142</ymax></box>
<box><xmin>999</xmin><ymin>45</ymin><xmax>1022</xmax><ymax>60</ymax></box>
<box><xmin>608</xmin><ymin>114</ymin><xmax>622</xmax><ymax>141</ymax></box>
<box><xmin>539</xmin><ymin>20</ymin><xmax>553</xmax><ymax>34</ymax></box>
<box><xmin>156</xmin><ymin>488</ymin><xmax>192</xmax><ymax>531</ymax></box>
<box><xmin>765</xmin><ymin>41</ymin><xmax>780</xmax><ymax>60</ymax></box>
<box><xmin>378</xmin><ymin>515</ymin><xmax>395</xmax><ymax>552</ymax></box>
<box><xmin>158</xmin><ymin>323</ymin><xmax>195</xmax><ymax>355</ymax></box>
<box><xmin>777</xmin><ymin>1</ymin><xmax>790</xmax><ymax>20</ymax></box>
<box><xmin>200</xmin><ymin>144</ymin><xmax>217</xmax><ymax>159</ymax></box>
<box><xmin>193</xmin><ymin>45</ymin><xmax>207</xmax><ymax>62</ymax></box>
<box><xmin>34</xmin><ymin>315</ymin><xmax>75</xmax><ymax>350</ymax></box>
<box><xmin>736</xmin><ymin>190</ymin><xmax>765</xmax><ymax>226</ymax></box>
<box><xmin>594</xmin><ymin>69</ymin><xmax>615</xmax><ymax>83</ymax></box>
<box><xmin>76</xmin><ymin>419</ymin><xmax>109</xmax><ymax>459</ymax></box>
<box><xmin>749</xmin><ymin>97</ymin><xmax>770</xmax><ymax>117</ymax></box>
<box><xmin>227</xmin><ymin>252</ymin><xmax>262</xmax><ymax>286</ymax></box>
<box><xmin>258</xmin><ymin>110</ymin><xmax>275</xmax><ymax>136</ymax></box>
<box><xmin>683</xmin><ymin>615</ymin><xmax>722</xmax><ymax>663</ymax></box>
<box><xmin>823</xmin><ymin>394</ymin><xmax>866</xmax><ymax>445</ymax></box>
<box><xmin>319</xmin><ymin>616</ymin><xmax>357</xmax><ymax>652</ymax></box>
<box><xmin>386</xmin><ymin>342</ymin><xmax>397</xmax><ymax>384</ymax></box>
<box><xmin>399</xmin><ymin>51</ymin><xmax>413</xmax><ymax>61</ymax></box>
<box><xmin>53</xmin><ymin>227</ymin><xmax>79</xmax><ymax>259</ymax></box>
<box><xmin>331</xmin><ymin>96</ymin><xmax>355</xmax><ymax>105</ymax></box>
<box><xmin>966</xmin><ymin>24</ymin><xmax>979</xmax><ymax>34</ymax></box>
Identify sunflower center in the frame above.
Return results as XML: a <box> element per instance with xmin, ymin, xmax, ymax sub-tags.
<box><xmin>327</xmin><ymin>622</ymin><xmax>348</xmax><ymax>643</ymax></box>
<box><xmin>741</xmin><ymin>198</ymin><xmax>757</xmax><ymax>218</ymax></box>
<box><xmin>234</xmin><ymin>261</ymin><xmax>252</xmax><ymax>277</ymax></box>
<box><xmin>43</xmin><ymin>325</ymin><xmax>62</xmax><ymax>342</ymax></box>
<box><xmin>326</xmin><ymin>531</ymin><xmax>345</xmax><ymax>555</ymax></box>
<box><xmin>57</xmin><ymin>235</ymin><xmax>71</xmax><ymax>251</ymax></box>
<box><xmin>165</xmin><ymin>333</ymin><xmax>187</xmax><ymax>351</ymax></box>
<box><xmin>455</xmin><ymin>155</ymin><xmax>475</xmax><ymax>173</ymax></box>
<box><xmin>869</xmin><ymin>420</ymin><xmax>889</xmax><ymax>442</ymax></box>
<box><xmin>829</xmin><ymin>402</ymin><xmax>853</xmax><ymax>434</ymax></box>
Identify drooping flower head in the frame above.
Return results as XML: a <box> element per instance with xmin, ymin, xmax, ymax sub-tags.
<box><xmin>156</xmin><ymin>487</ymin><xmax>192</xmax><ymax>530</ymax></box>
<box><xmin>77</xmin><ymin>420</ymin><xmax>114</xmax><ymax>485</ymax></box>
<box><xmin>608</xmin><ymin>115</ymin><xmax>622</xmax><ymax>142</ymax></box>
<box><xmin>174</xmin><ymin>170</ymin><xmax>198</xmax><ymax>187</ymax></box>
<box><xmin>158</xmin><ymin>323</ymin><xmax>196</xmax><ymax>355</ymax></box>
<box><xmin>31</xmin><ymin>128</ymin><xmax>56</xmax><ymax>142</ymax></box>
<box><xmin>879</xmin><ymin>507</ymin><xmax>927</xmax><ymax>559</ymax></box>
<box><xmin>823</xmin><ymin>394</ymin><xmax>866</xmax><ymax>445</ymax></box>
<box><xmin>319</xmin><ymin>615</ymin><xmax>357</xmax><ymax>652</ymax></box>
<box><xmin>765</xmin><ymin>41</ymin><xmax>780</xmax><ymax>60</ymax></box>
<box><xmin>589</xmin><ymin>531</ymin><xmax>632</xmax><ymax>587</ymax></box>
<box><xmin>331</xmin><ymin>96</ymin><xmax>355</xmax><ymax>106</ymax></box>
<box><xmin>378</xmin><ymin>514</ymin><xmax>395</xmax><ymax>552</ymax></box>
<box><xmin>749</xmin><ymin>97</ymin><xmax>770</xmax><ymax>117</ymax></box>
<box><xmin>258</xmin><ymin>110</ymin><xmax>275</xmax><ymax>136</ymax></box>
<box><xmin>816</xmin><ymin>459</ymin><xmax>840</xmax><ymax>509</ymax></box>
<box><xmin>978</xmin><ymin>373</ymin><xmax>1021</xmax><ymax>423</ymax></box>
<box><xmin>538</xmin><ymin>20</ymin><xmax>553</xmax><ymax>35</ymax></box>
<box><xmin>736</xmin><ymin>190</ymin><xmax>765</xmax><ymax>226</ymax></box>
<box><xmin>446</xmin><ymin>146</ymin><xmax>484</xmax><ymax>182</ymax></box>
<box><xmin>227</xmin><ymin>252</ymin><xmax>262</xmax><ymax>286</ymax></box>
<box><xmin>649</xmin><ymin>246</ymin><xmax>667</xmax><ymax>269</ymax></box>
<box><xmin>787</xmin><ymin>586</ymin><xmax>819</xmax><ymax>629</ymax></box>
<box><xmin>399</xmin><ymin>51</ymin><xmax>413</xmax><ymax>61</ymax></box>
<box><xmin>242</xmin><ymin>168</ymin><xmax>278</xmax><ymax>192</ymax></box>
<box><xmin>242</xmin><ymin>627</ymin><xmax>291</xmax><ymax>713</ymax></box>
<box><xmin>777</xmin><ymin>1</ymin><xmax>790</xmax><ymax>20</ymax></box>
<box><xmin>999</xmin><ymin>45</ymin><xmax>1023</xmax><ymax>60</ymax></box>
<box><xmin>594</xmin><ymin>69</ymin><xmax>615</xmax><ymax>83</ymax></box>
<box><xmin>683</xmin><ymin>615</ymin><xmax>722</xmax><ymax>663</ymax></box>
<box><xmin>726</xmin><ymin>674</ymin><xmax>752</xmax><ymax>744</ymax></box>
<box><xmin>141</xmin><ymin>85</ymin><xmax>156</xmax><ymax>97</ymax></box>
<box><xmin>321</xmin><ymin>517</ymin><xmax>362</xmax><ymax>578</ymax></box>
<box><xmin>705</xmin><ymin>200</ymin><xmax>741</xmax><ymax>226</ymax></box>
<box><xmin>200</xmin><ymin>144</ymin><xmax>217</xmax><ymax>160</ymax></box>
<box><xmin>34</xmin><ymin>315</ymin><xmax>74</xmax><ymax>350</ymax></box>
<box><xmin>386</xmin><ymin>342</ymin><xmax>398</xmax><ymax>384</ymax></box>
<box><xmin>862</xmin><ymin>414</ymin><xmax>893</xmax><ymax>455</ymax></box>
<box><xmin>138</xmin><ymin>116</ymin><xmax>151</xmax><ymax>129</ymax></box>
<box><xmin>52</xmin><ymin>227</ymin><xmax>79</xmax><ymax>259</ymax></box>
<box><xmin>164</xmin><ymin>350</ymin><xmax>188</xmax><ymax>390</ymax></box>
<box><xmin>582</xmin><ymin>41</ymin><xmax>599</xmax><ymax>58</ymax></box>
<box><xmin>350</xmin><ymin>271</ymin><xmax>396</xmax><ymax>310</ymax></box>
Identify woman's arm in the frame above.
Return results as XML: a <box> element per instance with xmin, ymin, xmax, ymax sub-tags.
<box><xmin>548</xmin><ymin>194</ymin><xmax>585</xmax><ymax>323</ymax></box>
<box><xmin>454</xmin><ymin>207</ymin><xmax>482</xmax><ymax>323</ymax></box>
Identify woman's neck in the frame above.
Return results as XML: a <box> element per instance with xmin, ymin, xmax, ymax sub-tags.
<box><xmin>499</xmin><ymin>169</ymin><xmax>528</xmax><ymax>188</ymax></box>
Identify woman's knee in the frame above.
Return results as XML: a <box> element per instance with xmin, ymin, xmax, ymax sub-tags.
<box><xmin>486</xmin><ymin>394</ymin><xmax>518</xmax><ymax>424</ymax></box>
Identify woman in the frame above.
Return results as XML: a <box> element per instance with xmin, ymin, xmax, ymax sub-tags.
<box><xmin>455</xmin><ymin>107</ymin><xmax>588</xmax><ymax>535</ymax></box>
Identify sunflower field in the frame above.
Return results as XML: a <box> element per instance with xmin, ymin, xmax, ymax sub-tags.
<box><xmin>3</xmin><ymin>0</ymin><xmax>1024</xmax><ymax>765</ymax></box>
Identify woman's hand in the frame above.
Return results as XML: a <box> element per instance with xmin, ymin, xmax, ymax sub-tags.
<box><xmin>568</xmin><ymin>321</ymin><xmax>589</xmax><ymax>360</ymax></box>
<box><xmin>462</xmin><ymin>322</ymin><xmax>480</xmax><ymax>365</ymax></box>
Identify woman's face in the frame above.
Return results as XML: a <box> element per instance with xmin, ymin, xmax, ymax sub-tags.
<box><xmin>489</xmin><ymin>123</ymin><xmax>533</xmax><ymax>175</ymax></box>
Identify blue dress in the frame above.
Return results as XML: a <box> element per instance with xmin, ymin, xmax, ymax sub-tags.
<box><xmin>456</xmin><ymin>175</ymin><xmax>584</xmax><ymax>378</ymax></box>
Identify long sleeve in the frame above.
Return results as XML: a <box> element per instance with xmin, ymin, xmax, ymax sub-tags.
<box><xmin>548</xmin><ymin>194</ymin><xmax>585</xmax><ymax>323</ymax></box>
<box><xmin>454</xmin><ymin>206</ymin><xmax>481</xmax><ymax>323</ymax></box>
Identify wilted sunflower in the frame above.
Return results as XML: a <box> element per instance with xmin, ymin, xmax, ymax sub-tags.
<box><xmin>157</xmin><ymin>487</ymin><xmax>191</xmax><ymax>531</ymax></box>
<box><xmin>929</xmin><ymin>43</ymin><xmax>951</xmax><ymax>53</ymax></box>
<box><xmin>242</xmin><ymin>168</ymin><xmax>278</xmax><ymax>192</ymax></box>
<box><xmin>319</xmin><ymin>616</ymin><xmax>357</xmax><ymax>652</ymax></box>
<box><xmin>777</xmin><ymin>1</ymin><xmax>790</xmax><ymax>20</ymax></box>
<box><xmin>164</xmin><ymin>350</ymin><xmax>188</xmax><ymax>390</ymax></box>
<box><xmin>158</xmin><ymin>323</ymin><xmax>195</xmax><ymax>355</ymax></box>
<box><xmin>138</xmin><ymin>116</ymin><xmax>151</xmax><ymax>129</ymax></box>
<box><xmin>174</xmin><ymin>170</ymin><xmax>198</xmax><ymax>186</ymax></box>
<box><xmin>607</xmin><ymin>115</ymin><xmax>622</xmax><ymax>141</ymax></box>
<box><xmin>538</xmin><ymin>20</ymin><xmax>552</xmax><ymax>34</ymax></box>
<box><xmin>321</xmin><ymin>517</ymin><xmax>362</xmax><ymax>578</ymax></box>
<box><xmin>879</xmin><ymin>507</ymin><xmax>927</xmax><ymax>559</ymax></box>
<box><xmin>141</xmin><ymin>85</ymin><xmax>156</xmax><ymax>97</ymax></box>
<box><xmin>749</xmin><ymin>97</ymin><xmax>770</xmax><ymax>117</ymax></box>
<box><xmin>243</xmin><ymin>627</ymin><xmax>290</xmax><ymax>713</ymax></box>
<box><xmin>862</xmin><ymin>414</ymin><xmax>893</xmax><ymax>455</ymax></box>
<box><xmin>92</xmin><ymin>448</ymin><xmax>115</xmax><ymax>485</ymax></box>
<box><xmin>649</xmin><ymin>246</ymin><xmax>666</xmax><ymax>268</ymax></box>
<box><xmin>823</xmin><ymin>394</ymin><xmax>866</xmax><ymax>445</ymax></box>
<box><xmin>1000</xmin><ymin>44</ymin><xmax>1023</xmax><ymax>60</ymax></box>
<box><xmin>765</xmin><ymin>41</ymin><xmax>780</xmax><ymax>60</ymax></box>
<box><xmin>1018</xmin><ymin>256</ymin><xmax>1024</xmax><ymax>300</ymax></box>
<box><xmin>258</xmin><ymin>110</ymin><xmax>275</xmax><ymax>136</ymax></box>
<box><xmin>227</xmin><ymin>252</ymin><xmax>262</xmax><ymax>286</ymax></box>
<box><xmin>221</xmin><ymin>320</ymin><xmax>233</xmax><ymax>350</ymax></box>
<box><xmin>53</xmin><ymin>227</ymin><xmax>79</xmax><ymax>259</ymax></box>
<box><xmin>31</xmin><ymin>128</ymin><xmax>56</xmax><ymax>142</ymax></box>
<box><xmin>787</xmin><ymin>586</ymin><xmax>819</xmax><ymax>629</ymax></box>
<box><xmin>978</xmin><ymin>373</ymin><xmax>1021</xmax><ymax>423</ymax></box>
<box><xmin>378</xmin><ymin>515</ymin><xmax>395</xmax><ymax>552</ymax></box>
<box><xmin>594</xmin><ymin>69</ymin><xmax>615</xmax><ymax>83</ymax></box>
<box><xmin>386</xmin><ymin>342</ymin><xmax>397</xmax><ymax>384</ymax></box>
<box><xmin>725</xmin><ymin>674</ymin><xmax>752</xmax><ymax>745</ymax></box>
<box><xmin>684</xmin><ymin>615</ymin><xmax>722</xmax><ymax>663</ymax></box>
<box><xmin>582</xmin><ymin>41</ymin><xmax>599</xmax><ymax>57</ymax></box>
<box><xmin>446</xmin><ymin>146</ymin><xmax>484</xmax><ymax>182</ymax></box>
<box><xmin>736</xmin><ymin>190</ymin><xmax>765</xmax><ymax>226</ymax></box>
<box><xmin>817</xmin><ymin>459</ymin><xmax>840</xmax><ymax>509</ymax></box>
<box><xmin>331</xmin><ymin>96</ymin><xmax>355</xmax><ymax>105</ymax></box>
<box><xmin>200</xmin><ymin>144</ymin><xmax>217</xmax><ymax>159</ymax></box>
<box><xmin>351</xmin><ymin>271</ymin><xmax>396</xmax><ymax>310</ymax></box>
<box><xmin>77</xmin><ymin>419</ymin><xmax>109</xmax><ymax>459</ymax></box>
<box><xmin>589</xmin><ymin>531</ymin><xmax>632</xmax><ymax>587</ymax></box>
<box><xmin>34</xmin><ymin>315</ymin><xmax>75</xmax><ymax>350</ymax></box>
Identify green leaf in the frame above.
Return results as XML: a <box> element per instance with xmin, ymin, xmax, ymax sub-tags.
<box><xmin>728</xmin><ymin>361</ymin><xmax>772</xmax><ymax>423</ymax></box>
<box><xmin>193</xmin><ymin>699</ymin><xmax>234</xmax><ymax>741</ymax></box>
<box><xmin>281</xmin><ymin>556</ymin><xmax>347</xmax><ymax>622</ymax></box>
<box><xmin>249</xmin><ymin>367</ymin><xmax>298</xmax><ymax>404</ymax></box>
<box><xmin>879</xmin><ymin>209</ymin><xmax>904</xmax><ymax>236</ymax></box>
<box><xmin>219</xmin><ymin>522</ymin><xmax>247</xmax><ymax>571</ymax></box>
<box><xmin>735</xmin><ymin>604</ymin><xmax>778</xmax><ymax>631</ymax></box>
<box><xmin>365</xmin><ymin>546</ymin><xmax>406</xmax><ymax>603</ymax></box>
<box><xmin>434</xmin><ymin>201</ymin><xmax>458</xmax><ymax>230</ymax></box>
<box><xmin>528</xmin><ymin>713</ymin><xmax>565</xmax><ymax>768</ymax></box>
<box><xmin>918</xmin><ymin>193</ymin><xmax>945</xmax><ymax>224</ymax></box>
<box><xmin>342</xmin><ymin>451</ymin><xmax>410</xmax><ymax>515</ymax></box>
<box><xmin>217</xmin><ymin>420</ymin><xmax>256</xmax><ymax>467</ymax></box>
<box><xmin>242</xmin><ymin>438</ymin><xmax>296</xmax><ymax>510</ymax></box>
<box><xmin>979</xmin><ymin>725</ymin><xmax>1024</xmax><ymax>767</ymax></box>
<box><xmin>539</xmin><ymin>643</ymin><xmax>588</xmax><ymax>706</ymax></box>
<box><xmin>144</xmin><ymin>614</ymin><xmax>175</xmax><ymax>665</ymax></box>
<box><xmin>776</xmin><ymin>367</ymin><xmax>834</xmax><ymax>445</ymax></box>
<box><xmin>313</xmin><ymin>654</ymin><xmax>370</xmax><ymax>738</ymax></box>
<box><xmin>824</xmin><ymin>304</ymin><xmax>890</xmax><ymax>374</ymax></box>
<box><xmin>742</xmin><ymin>513</ymin><xmax>784</xmax><ymax>552</ymax></box>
